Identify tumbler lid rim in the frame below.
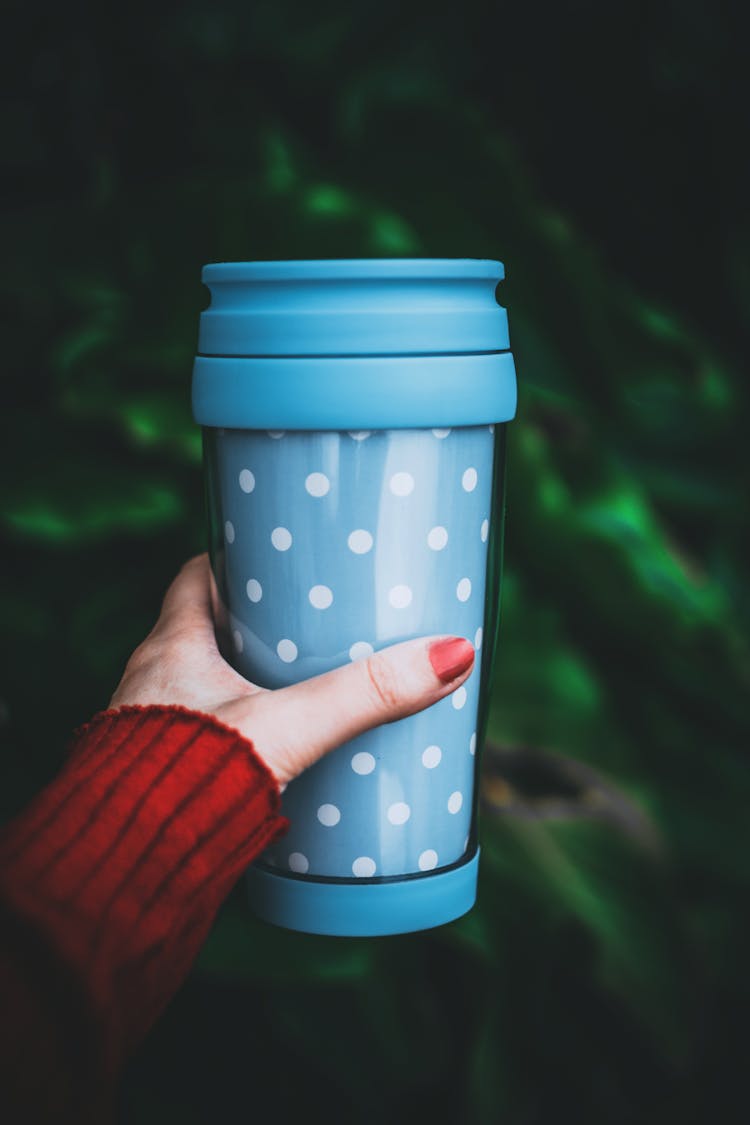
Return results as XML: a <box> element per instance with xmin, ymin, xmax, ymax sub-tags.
<box><xmin>202</xmin><ymin>258</ymin><xmax>504</xmax><ymax>283</ymax></box>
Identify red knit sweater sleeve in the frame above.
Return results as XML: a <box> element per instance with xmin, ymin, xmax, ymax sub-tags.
<box><xmin>0</xmin><ymin>705</ymin><xmax>290</xmax><ymax>1124</ymax></box>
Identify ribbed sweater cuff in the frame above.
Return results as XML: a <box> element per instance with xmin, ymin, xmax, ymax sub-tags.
<box><xmin>0</xmin><ymin>705</ymin><xmax>290</xmax><ymax>1063</ymax></box>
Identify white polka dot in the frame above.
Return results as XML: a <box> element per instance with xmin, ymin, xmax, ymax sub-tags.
<box><xmin>246</xmin><ymin>578</ymin><xmax>262</xmax><ymax>603</ymax></box>
<box><xmin>489</xmin><ymin>424</ymin><xmax>495</xmax><ymax>433</ymax></box>
<box><xmin>448</xmin><ymin>791</ymin><xmax>463</xmax><ymax>814</ymax></box>
<box><xmin>268</xmin><ymin>430</ymin><xmax>286</xmax><ymax>439</ymax></box>
<box><xmin>309</xmin><ymin>585</ymin><xmax>333</xmax><ymax>609</ymax></box>
<box><xmin>474</xmin><ymin>626</ymin><xmax>483</xmax><ymax>649</ymax></box>
<box><xmin>305</xmin><ymin>472</ymin><xmax>330</xmax><ymax>497</ymax></box>
<box><xmin>427</xmin><ymin>526</ymin><xmax>448</xmax><ymax>551</ymax></box>
<box><xmin>351</xmin><ymin>751</ymin><xmax>376</xmax><ymax>775</ymax></box>
<box><xmin>387</xmin><ymin>802</ymin><xmax>411</xmax><ymax>825</ymax></box>
<box><xmin>390</xmin><ymin>471</ymin><xmax>415</xmax><ymax>497</ymax></box>
<box><xmin>419</xmin><ymin>849</ymin><xmax>439</xmax><ymax>870</ymax></box>
<box><xmin>277</xmin><ymin>639</ymin><xmax>298</xmax><ymax>663</ymax></box>
<box><xmin>452</xmin><ymin>686</ymin><xmax>467</xmax><ymax>710</ymax></box>
<box><xmin>239</xmin><ymin>469</ymin><xmax>255</xmax><ymax>493</ymax></box>
<box><xmin>388</xmin><ymin>585</ymin><xmax>412</xmax><ymax>609</ymax></box>
<box><xmin>352</xmin><ymin>856</ymin><xmax>377</xmax><ymax>877</ymax></box>
<box><xmin>317</xmin><ymin>803</ymin><xmax>341</xmax><ymax>827</ymax></box>
<box><xmin>432</xmin><ymin>428</ymin><xmax>451</xmax><ymax>438</ymax></box>
<box><xmin>348</xmin><ymin>431</ymin><xmax>371</xmax><ymax>440</ymax></box>
<box><xmin>348</xmin><ymin>529</ymin><xmax>373</xmax><ymax>554</ymax></box>
<box><xmin>224</xmin><ymin>520</ymin><xmax>235</xmax><ymax>543</ymax></box>
<box><xmin>456</xmin><ymin>577</ymin><xmax>472</xmax><ymax>602</ymax></box>
<box><xmin>462</xmin><ymin>467</ymin><xmax>478</xmax><ymax>492</ymax></box>
<box><xmin>271</xmin><ymin>527</ymin><xmax>292</xmax><ymax>551</ymax></box>
<box><xmin>470</xmin><ymin>732</ymin><xmax>477</xmax><ymax>756</ymax></box>
<box><xmin>232</xmin><ymin>629</ymin><xmax>243</xmax><ymax>653</ymax></box>
<box><xmin>288</xmin><ymin>852</ymin><xmax>308</xmax><ymax>873</ymax></box>
<box><xmin>422</xmin><ymin>744</ymin><xmax>442</xmax><ymax>769</ymax></box>
<box><xmin>349</xmin><ymin>640</ymin><xmax>374</xmax><ymax>661</ymax></box>
<box><xmin>480</xmin><ymin>518</ymin><xmax>489</xmax><ymax>542</ymax></box>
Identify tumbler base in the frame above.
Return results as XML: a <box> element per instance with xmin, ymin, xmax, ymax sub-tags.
<box><xmin>246</xmin><ymin>849</ymin><xmax>479</xmax><ymax>937</ymax></box>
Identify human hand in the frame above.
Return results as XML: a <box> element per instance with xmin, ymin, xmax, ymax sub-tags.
<box><xmin>110</xmin><ymin>554</ymin><xmax>476</xmax><ymax>790</ymax></box>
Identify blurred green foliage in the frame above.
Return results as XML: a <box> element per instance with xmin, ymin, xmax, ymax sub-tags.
<box><xmin>1</xmin><ymin>1</ymin><xmax>748</xmax><ymax>1122</ymax></box>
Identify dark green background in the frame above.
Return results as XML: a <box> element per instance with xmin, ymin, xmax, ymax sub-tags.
<box><xmin>1</xmin><ymin>2</ymin><xmax>748</xmax><ymax>1121</ymax></box>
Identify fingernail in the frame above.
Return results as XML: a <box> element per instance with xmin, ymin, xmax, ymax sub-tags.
<box><xmin>428</xmin><ymin>637</ymin><xmax>475</xmax><ymax>684</ymax></box>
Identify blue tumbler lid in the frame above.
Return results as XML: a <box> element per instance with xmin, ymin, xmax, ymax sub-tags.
<box><xmin>198</xmin><ymin>258</ymin><xmax>509</xmax><ymax>356</ymax></box>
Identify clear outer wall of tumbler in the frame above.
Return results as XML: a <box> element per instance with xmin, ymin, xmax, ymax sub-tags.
<box><xmin>203</xmin><ymin>422</ymin><xmax>507</xmax><ymax>885</ymax></box>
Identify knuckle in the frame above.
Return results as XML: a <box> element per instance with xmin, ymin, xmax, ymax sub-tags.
<box><xmin>364</xmin><ymin>653</ymin><xmax>402</xmax><ymax>713</ymax></box>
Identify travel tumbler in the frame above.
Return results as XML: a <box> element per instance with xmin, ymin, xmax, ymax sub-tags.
<box><xmin>192</xmin><ymin>259</ymin><xmax>517</xmax><ymax>936</ymax></box>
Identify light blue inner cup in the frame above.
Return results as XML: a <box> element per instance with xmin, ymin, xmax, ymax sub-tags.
<box><xmin>192</xmin><ymin>260</ymin><xmax>517</xmax><ymax>936</ymax></box>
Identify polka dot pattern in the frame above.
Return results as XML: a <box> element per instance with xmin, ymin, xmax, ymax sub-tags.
<box><xmin>305</xmin><ymin>472</ymin><xmax>330</xmax><ymax>497</ymax></box>
<box><xmin>427</xmin><ymin>526</ymin><xmax>448</xmax><ymax>551</ymax></box>
<box><xmin>419</xmin><ymin>849</ymin><xmax>439</xmax><ymax>870</ymax></box>
<box><xmin>452</xmin><ymin>686</ymin><xmax>467</xmax><ymax>710</ymax></box>
<box><xmin>422</xmin><ymin>744</ymin><xmax>442</xmax><ymax>769</ymax></box>
<box><xmin>309</xmin><ymin>585</ymin><xmax>334</xmax><ymax>609</ymax></box>
<box><xmin>246</xmin><ymin>578</ymin><xmax>262</xmax><ymax>603</ymax></box>
<box><xmin>387</xmin><ymin>802</ymin><xmax>411</xmax><ymax>825</ymax></box>
<box><xmin>348</xmin><ymin>529</ymin><xmax>373</xmax><ymax>554</ymax></box>
<box><xmin>390</xmin><ymin>471</ymin><xmax>415</xmax><ymax>496</ymax></box>
<box><xmin>277</xmin><ymin>639</ymin><xmax>298</xmax><ymax>663</ymax></box>
<box><xmin>271</xmin><ymin>526</ymin><xmax>292</xmax><ymax>551</ymax></box>
<box><xmin>462</xmin><ymin>467</ymin><xmax>478</xmax><ymax>492</ymax></box>
<box><xmin>209</xmin><ymin>423</ymin><xmax>495</xmax><ymax>878</ymax></box>
<box><xmin>388</xmin><ymin>584</ymin><xmax>412</xmax><ymax>609</ymax></box>
<box><xmin>317</xmin><ymin>803</ymin><xmax>341</xmax><ymax>827</ymax></box>
<box><xmin>456</xmin><ymin>577</ymin><xmax>472</xmax><ymax>602</ymax></box>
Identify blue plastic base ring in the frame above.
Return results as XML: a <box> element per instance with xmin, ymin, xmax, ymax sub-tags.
<box><xmin>246</xmin><ymin>849</ymin><xmax>480</xmax><ymax>937</ymax></box>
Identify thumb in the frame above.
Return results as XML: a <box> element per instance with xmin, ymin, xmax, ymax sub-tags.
<box><xmin>227</xmin><ymin>635</ymin><xmax>476</xmax><ymax>787</ymax></box>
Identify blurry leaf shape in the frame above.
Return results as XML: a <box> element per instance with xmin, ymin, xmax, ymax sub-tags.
<box><xmin>480</xmin><ymin>742</ymin><xmax>662</xmax><ymax>852</ymax></box>
<box><xmin>304</xmin><ymin>183</ymin><xmax>358</xmax><ymax>217</ymax></box>
<box><xmin>262</xmin><ymin>128</ymin><xmax>297</xmax><ymax>193</ymax></box>
<box><xmin>579</xmin><ymin>480</ymin><xmax>727</xmax><ymax>624</ymax></box>
<box><xmin>54</xmin><ymin>325</ymin><xmax>113</xmax><ymax>376</ymax></box>
<box><xmin>369</xmin><ymin>211</ymin><xmax>420</xmax><ymax>253</ymax></box>
<box><xmin>121</xmin><ymin>398</ymin><xmax>202</xmax><ymax>461</ymax></box>
<box><xmin>488</xmin><ymin>569</ymin><xmax>626</xmax><ymax>773</ymax></box>
<box><xmin>513</xmin><ymin>419</ymin><xmax>729</xmax><ymax>628</ymax></box>
<box><xmin>60</xmin><ymin>387</ymin><xmax>202</xmax><ymax>463</ymax></box>
<box><xmin>0</xmin><ymin>416</ymin><xmax>186</xmax><ymax>544</ymax></box>
<box><xmin>481</xmin><ymin>816</ymin><xmax>695</xmax><ymax>1059</ymax></box>
<box><xmin>698</xmin><ymin>363</ymin><xmax>733</xmax><ymax>410</ymax></box>
<box><xmin>635</xmin><ymin>302</ymin><xmax>693</xmax><ymax>346</ymax></box>
<box><xmin>5</xmin><ymin>484</ymin><xmax>183</xmax><ymax>543</ymax></box>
